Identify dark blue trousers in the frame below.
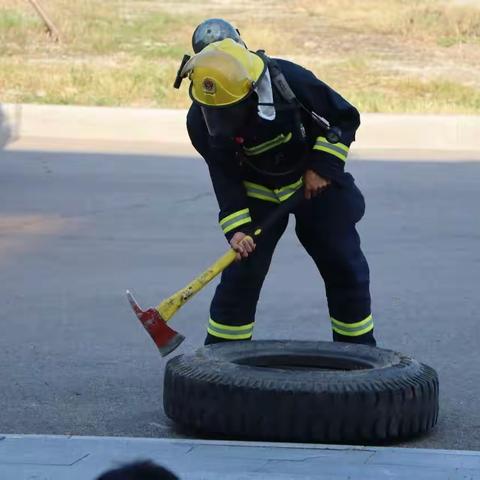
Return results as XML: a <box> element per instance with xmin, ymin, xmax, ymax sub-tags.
<box><xmin>206</xmin><ymin>174</ymin><xmax>375</xmax><ymax>346</ymax></box>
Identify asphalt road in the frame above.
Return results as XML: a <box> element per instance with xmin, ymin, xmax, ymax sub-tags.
<box><xmin>0</xmin><ymin>146</ymin><xmax>479</xmax><ymax>450</ymax></box>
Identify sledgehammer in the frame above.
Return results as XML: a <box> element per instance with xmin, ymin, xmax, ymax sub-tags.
<box><xmin>127</xmin><ymin>188</ymin><xmax>304</xmax><ymax>356</ymax></box>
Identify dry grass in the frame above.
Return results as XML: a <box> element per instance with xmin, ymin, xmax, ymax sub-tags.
<box><xmin>0</xmin><ymin>57</ymin><xmax>184</xmax><ymax>107</ymax></box>
<box><xmin>1</xmin><ymin>0</ymin><xmax>480</xmax><ymax>112</ymax></box>
<box><xmin>293</xmin><ymin>0</ymin><xmax>480</xmax><ymax>43</ymax></box>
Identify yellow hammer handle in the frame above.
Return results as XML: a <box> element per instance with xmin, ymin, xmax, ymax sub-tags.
<box><xmin>155</xmin><ymin>248</ymin><xmax>238</xmax><ymax>322</ymax></box>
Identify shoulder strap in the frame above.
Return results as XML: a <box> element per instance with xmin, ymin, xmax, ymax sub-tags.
<box><xmin>255</xmin><ymin>50</ymin><xmax>342</xmax><ymax>144</ymax></box>
<box><xmin>256</xmin><ymin>50</ymin><xmax>298</xmax><ymax>105</ymax></box>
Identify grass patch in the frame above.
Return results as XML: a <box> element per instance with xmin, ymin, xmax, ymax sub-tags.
<box><xmin>299</xmin><ymin>56</ymin><xmax>480</xmax><ymax>114</ymax></box>
<box><xmin>294</xmin><ymin>0</ymin><xmax>480</xmax><ymax>44</ymax></box>
<box><xmin>346</xmin><ymin>79</ymin><xmax>480</xmax><ymax>114</ymax></box>
<box><xmin>0</xmin><ymin>8</ymin><xmax>34</xmax><ymax>30</ymax></box>
<box><xmin>395</xmin><ymin>4</ymin><xmax>480</xmax><ymax>44</ymax></box>
<box><xmin>0</xmin><ymin>58</ymin><xmax>184</xmax><ymax>107</ymax></box>
<box><xmin>0</xmin><ymin>8</ymin><xmax>42</xmax><ymax>53</ymax></box>
<box><xmin>1</xmin><ymin>0</ymin><xmax>480</xmax><ymax>112</ymax></box>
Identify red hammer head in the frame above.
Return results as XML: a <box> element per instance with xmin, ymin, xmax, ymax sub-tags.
<box><xmin>126</xmin><ymin>290</ymin><xmax>185</xmax><ymax>357</ymax></box>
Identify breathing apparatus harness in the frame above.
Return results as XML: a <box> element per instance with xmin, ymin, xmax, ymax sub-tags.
<box><xmin>255</xmin><ymin>51</ymin><xmax>341</xmax><ymax>144</ymax></box>
<box><xmin>174</xmin><ymin>50</ymin><xmax>342</xmax><ymax>177</ymax></box>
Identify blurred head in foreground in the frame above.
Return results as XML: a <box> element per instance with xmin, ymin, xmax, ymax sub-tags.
<box><xmin>96</xmin><ymin>460</ymin><xmax>179</xmax><ymax>480</ymax></box>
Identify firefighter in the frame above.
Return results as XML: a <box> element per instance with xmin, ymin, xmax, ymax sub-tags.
<box><xmin>178</xmin><ymin>20</ymin><xmax>376</xmax><ymax>346</ymax></box>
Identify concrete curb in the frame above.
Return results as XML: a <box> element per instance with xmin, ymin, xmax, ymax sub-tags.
<box><xmin>1</xmin><ymin>103</ymin><xmax>480</xmax><ymax>152</ymax></box>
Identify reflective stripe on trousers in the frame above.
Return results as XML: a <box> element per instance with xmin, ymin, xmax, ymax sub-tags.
<box><xmin>331</xmin><ymin>314</ymin><xmax>374</xmax><ymax>337</ymax></box>
<box><xmin>207</xmin><ymin>318</ymin><xmax>254</xmax><ymax>340</ymax></box>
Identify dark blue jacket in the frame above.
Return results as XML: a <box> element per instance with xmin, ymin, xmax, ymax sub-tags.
<box><xmin>187</xmin><ymin>58</ymin><xmax>361</xmax><ymax>239</ymax></box>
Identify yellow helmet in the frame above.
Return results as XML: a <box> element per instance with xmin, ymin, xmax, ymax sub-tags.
<box><xmin>181</xmin><ymin>38</ymin><xmax>265</xmax><ymax>107</ymax></box>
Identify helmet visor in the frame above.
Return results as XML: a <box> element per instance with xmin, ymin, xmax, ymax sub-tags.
<box><xmin>201</xmin><ymin>94</ymin><xmax>257</xmax><ymax>137</ymax></box>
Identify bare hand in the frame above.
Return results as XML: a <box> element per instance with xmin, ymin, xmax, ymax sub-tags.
<box><xmin>230</xmin><ymin>232</ymin><xmax>256</xmax><ymax>261</ymax></box>
<box><xmin>303</xmin><ymin>169</ymin><xmax>331</xmax><ymax>199</ymax></box>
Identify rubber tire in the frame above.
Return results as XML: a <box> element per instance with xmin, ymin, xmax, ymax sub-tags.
<box><xmin>164</xmin><ymin>340</ymin><xmax>439</xmax><ymax>443</ymax></box>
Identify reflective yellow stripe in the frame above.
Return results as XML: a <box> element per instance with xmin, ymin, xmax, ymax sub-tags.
<box><xmin>243</xmin><ymin>181</ymin><xmax>280</xmax><ymax>203</ymax></box>
<box><xmin>243</xmin><ymin>181</ymin><xmax>271</xmax><ymax>192</ymax></box>
<box><xmin>275</xmin><ymin>177</ymin><xmax>303</xmax><ymax>201</ymax></box>
<box><xmin>246</xmin><ymin>192</ymin><xmax>280</xmax><ymax>203</ymax></box>
<box><xmin>219</xmin><ymin>208</ymin><xmax>250</xmax><ymax>226</ymax></box>
<box><xmin>331</xmin><ymin>315</ymin><xmax>373</xmax><ymax>329</ymax></box>
<box><xmin>243</xmin><ymin>132</ymin><xmax>292</xmax><ymax>156</ymax></box>
<box><xmin>332</xmin><ymin>324</ymin><xmax>373</xmax><ymax>337</ymax></box>
<box><xmin>209</xmin><ymin>318</ymin><xmax>254</xmax><ymax>331</ymax></box>
<box><xmin>208</xmin><ymin>318</ymin><xmax>254</xmax><ymax>340</ymax></box>
<box><xmin>317</xmin><ymin>136</ymin><xmax>349</xmax><ymax>152</ymax></box>
<box><xmin>219</xmin><ymin>208</ymin><xmax>252</xmax><ymax>234</ymax></box>
<box><xmin>277</xmin><ymin>190</ymin><xmax>296</xmax><ymax>202</ymax></box>
<box><xmin>275</xmin><ymin>177</ymin><xmax>303</xmax><ymax>195</ymax></box>
<box><xmin>223</xmin><ymin>217</ymin><xmax>252</xmax><ymax>234</ymax></box>
<box><xmin>331</xmin><ymin>315</ymin><xmax>374</xmax><ymax>337</ymax></box>
<box><xmin>243</xmin><ymin>177</ymin><xmax>303</xmax><ymax>204</ymax></box>
<box><xmin>207</xmin><ymin>328</ymin><xmax>253</xmax><ymax>340</ymax></box>
<box><xmin>314</xmin><ymin>136</ymin><xmax>349</xmax><ymax>162</ymax></box>
<box><xmin>313</xmin><ymin>145</ymin><xmax>348</xmax><ymax>162</ymax></box>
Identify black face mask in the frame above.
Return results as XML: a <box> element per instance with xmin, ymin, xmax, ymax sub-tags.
<box><xmin>201</xmin><ymin>94</ymin><xmax>257</xmax><ymax>138</ymax></box>
<box><xmin>208</xmin><ymin>135</ymin><xmax>237</xmax><ymax>150</ymax></box>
